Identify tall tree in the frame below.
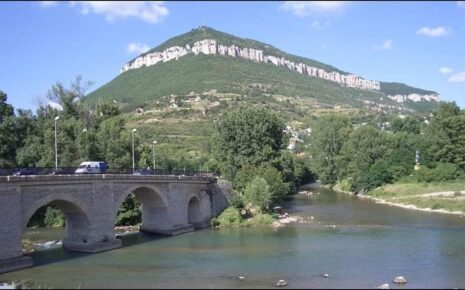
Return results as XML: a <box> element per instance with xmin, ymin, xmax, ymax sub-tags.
<box><xmin>425</xmin><ymin>102</ymin><xmax>465</xmax><ymax>168</ymax></box>
<box><xmin>0</xmin><ymin>91</ymin><xmax>14</xmax><ymax>123</ymax></box>
<box><xmin>339</xmin><ymin>125</ymin><xmax>391</xmax><ymax>190</ymax></box>
<box><xmin>308</xmin><ymin>114</ymin><xmax>352</xmax><ymax>185</ymax></box>
<box><xmin>211</xmin><ymin>106</ymin><xmax>285</xmax><ymax>180</ymax></box>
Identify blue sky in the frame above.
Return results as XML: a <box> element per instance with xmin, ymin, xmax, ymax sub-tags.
<box><xmin>1</xmin><ymin>1</ymin><xmax>464</xmax><ymax>111</ymax></box>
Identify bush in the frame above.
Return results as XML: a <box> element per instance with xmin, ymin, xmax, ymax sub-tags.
<box><xmin>235</xmin><ymin>164</ymin><xmax>290</xmax><ymax>204</ymax></box>
<box><xmin>415</xmin><ymin>163</ymin><xmax>459</xmax><ymax>182</ymax></box>
<box><xmin>229</xmin><ymin>193</ymin><xmax>245</xmax><ymax>209</ymax></box>
<box><xmin>244</xmin><ymin>177</ymin><xmax>272</xmax><ymax>212</ymax></box>
<box><xmin>245</xmin><ymin>213</ymin><xmax>276</xmax><ymax>227</ymax></box>
<box><xmin>215</xmin><ymin>207</ymin><xmax>244</xmax><ymax>227</ymax></box>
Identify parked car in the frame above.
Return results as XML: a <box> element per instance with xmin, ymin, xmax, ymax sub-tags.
<box><xmin>12</xmin><ymin>168</ymin><xmax>34</xmax><ymax>176</ymax></box>
<box><xmin>75</xmin><ymin>161</ymin><xmax>108</xmax><ymax>174</ymax></box>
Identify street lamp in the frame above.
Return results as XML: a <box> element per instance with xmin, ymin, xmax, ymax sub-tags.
<box><xmin>152</xmin><ymin>140</ymin><xmax>157</xmax><ymax>172</ymax></box>
<box><xmin>132</xmin><ymin>128</ymin><xmax>137</xmax><ymax>174</ymax></box>
<box><xmin>54</xmin><ymin>116</ymin><xmax>60</xmax><ymax>170</ymax></box>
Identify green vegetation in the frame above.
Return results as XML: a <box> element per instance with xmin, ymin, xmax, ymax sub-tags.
<box><xmin>87</xmin><ymin>26</ymin><xmax>438</xmax><ymax>113</ymax></box>
<box><xmin>308</xmin><ymin>102</ymin><xmax>465</xmax><ymax>194</ymax></box>
<box><xmin>209</xmin><ymin>106</ymin><xmax>310</xmax><ymax>227</ymax></box>
<box><xmin>379</xmin><ymin>81</ymin><xmax>437</xmax><ymax>96</ymax></box>
<box><xmin>309</xmin><ymin>101</ymin><xmax>465</xmax><ymax>213</ymax></box>
<box><xmin>366</xmin><ymin>181</ymin><xmax>465</xmax><ymax>213</ymax></box>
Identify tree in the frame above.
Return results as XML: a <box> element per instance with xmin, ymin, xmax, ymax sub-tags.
<box><xmin>96</xmin><ymin>117</ymin><xmax>134</xmax><ymax>169</ymax></box>
<box><xmin>234</xmin><ymin>163</ymin><xmax>290</xmax><ymax>204</ymax></box>
<box><xmin>0</xmin><ymin>91</ymin><xmax>14</xmax><ymax>123</ymax></box>
<box><xmin>391</xmin><ymin>115</ymin><xmax>421</xmax><ymax>134</ymax></box>
<box><xmin>339</xmin><ymin>125</ymin><xmax>391</xmax><ymax>191</ymax></box>
<box><xmin>211</xmin><ymin>106</ymin><xmax>285</xmax><ymax>180</ymax></box>
<box><xmin>425</xmin><ymin>102</ymin><xmax>465</xmax><ymax>169</ymax></box>
<box><xmin>44</xmin><ymin>76</ymin><xmax>93</xmax><ymax>119</ymax></box>
<box><xmin>307</xmin><ymin>114</ymin><xmax>352</xmax><ymax>185</ymax></box>
<box><xmin>244</xmin><ymin>177</ymin><xmax>272</xmax><ymax>213</ymax></box>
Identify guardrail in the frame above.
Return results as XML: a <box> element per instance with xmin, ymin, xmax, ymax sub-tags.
<box><xmin>0</xmin><ymin>167</ymin><xmax>214</xmax><ymax>178</ymax></box>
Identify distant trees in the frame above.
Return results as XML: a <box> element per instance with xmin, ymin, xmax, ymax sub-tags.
<box><xmin>307</xmin><ymin>101</ymin><xmax>465</xmax><ymax>192</ymax></box>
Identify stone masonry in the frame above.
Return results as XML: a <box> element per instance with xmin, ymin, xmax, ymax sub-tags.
<box><xmin>0</xmin><ymin>174</ymin><xmax>226</xmax><ymax>274</ymax></box>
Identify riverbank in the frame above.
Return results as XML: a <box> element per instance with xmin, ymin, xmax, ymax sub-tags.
<box><xmin>332</xmin><ymin>181</ymin><xmax>465</xmax><ymax>216</ymax></box>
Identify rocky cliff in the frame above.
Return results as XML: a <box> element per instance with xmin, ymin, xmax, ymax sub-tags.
<box><xmin>121</xmin><ymin>39</ymin><xmax>381</xmax><ymax>92</ymax></box>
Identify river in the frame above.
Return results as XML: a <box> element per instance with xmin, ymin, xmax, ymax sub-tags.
<box><xmin>1</xmin><ymin>184</ymin><xmax>465</xmax><ymax>288</ymax></box>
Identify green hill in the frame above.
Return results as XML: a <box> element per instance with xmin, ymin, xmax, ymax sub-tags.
<box><xmin>87</xmin><ymin>26</ymin><xmax>439</xmax><ymax>113</ymax></box>
<box><xmin>83</xmin><ymin>26</ymin><xmax>442</xmax><ymax>160</ymax></box>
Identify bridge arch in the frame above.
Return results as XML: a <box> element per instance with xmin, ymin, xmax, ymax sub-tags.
<box><xmin>23</xmin><ymin>194</ymin><xmax>92</xmax><ymax>244</ymax></box>
<box><xmin>186</xmin><ymin>189</ymin><xmax>211</xmax><ymax>228</ymax></box>
<box><xmin>188</xmin><ymin>196</ymin><xmax>202</xmax><ymax>225</ymax></box>
<box><xmin>114</xmin><ymin>185</ymin><xmax>170</xmax><ymax>233</ymax></box>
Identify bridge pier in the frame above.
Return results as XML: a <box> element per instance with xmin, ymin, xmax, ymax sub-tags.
<box><xmin>140</xmin><ymin>224</ymin><xmax>194</xmax><ymax>236</ymax></box>
<box><xmin>0</xmin><ymin>256</ymin><xmax>33</xmax><ymax>274</ymax></box>
<box><xmin>63</xmin><ymin>239</ymin><xmax>122</xmax><ymax>253</ymax></box>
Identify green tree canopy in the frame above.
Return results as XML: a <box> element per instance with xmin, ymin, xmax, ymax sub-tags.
<box><xmin>307</xmin><ymin>114</ymin><xmax>352</xmax><ymax>185</ymax></box>
<box><xmin>211</xmin><ymin>106</ymin><xmax>285</xmax><ymax>179</ymax></box>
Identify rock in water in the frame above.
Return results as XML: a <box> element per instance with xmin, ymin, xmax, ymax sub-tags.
<box><xmin>393</xmin><ymin>276</ymin><xmax>407</xmax><ymax>284</ymax></box>
<box><xmin>378</xmin><ymin>283</ymin><xmax>390</xmax><ymax>289</ymax></box>
<box><xmin>276</xmin><ymin>280</ymin><xmax>288</xmax><ymax>287</ymax></box>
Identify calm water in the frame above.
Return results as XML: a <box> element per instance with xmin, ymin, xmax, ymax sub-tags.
<box><xmin>2</xmin><ymin>184</ymin><xmax>465</xmax><ymax>289</ymax></box>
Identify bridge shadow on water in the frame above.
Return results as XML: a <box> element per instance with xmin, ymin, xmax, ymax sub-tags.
<box><xmin>30</xmin><ymin>231</ymin><xmax>172</xmax><ymax>268</ymax></box>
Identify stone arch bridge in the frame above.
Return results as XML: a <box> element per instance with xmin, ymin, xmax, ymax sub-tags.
<box><xmin>0</xmin><ymin>174</ymin><xmax>229</xmax><ymax>274</ymax></box>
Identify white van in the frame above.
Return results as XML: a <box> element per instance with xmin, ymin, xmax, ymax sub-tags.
<box><xmin>75</xmin><ymin>161</ymin><xmax>108</xmax><ymax>174</ymax></box>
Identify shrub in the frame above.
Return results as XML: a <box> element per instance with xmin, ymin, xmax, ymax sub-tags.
<box><xmin>244</xmin><ymin>177</ymin><xmax>272</xmax><ymax>212</ymax></box>
<box><xmin>229</xmin><ymin>193</ymin><xmax>245</xmax><ymax>209</ymax></box>
<box><xmin>415</xmin><ymin>163</ymin><xmax>459</xmax><ymax>182</ymax></box>
<box><xmin>216</xmin><ymin>207</ymin><xmax>244</xmax><ymax>227</ymax></box>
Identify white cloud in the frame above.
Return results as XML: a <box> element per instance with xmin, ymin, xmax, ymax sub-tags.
<box><xmin>40</xmin><ymin>1</ymin><xmax>58</xmax><ymax>7</ymax></box>
<box><xmin>70</xmin><ymin>1</ymin><xmax>169</xmax><ymax>24</ymax></box>
<box><xmin>127</xmin><ymin>42</ymin><xmax>150</xmax><ymax>54</ymax></box>
<box><xmin>417</xmin><ymin>26</ymin><xmax>451</xmax><ymax>37</ymax></box>
<box><xmin>374</xmin><ymin>39</ymin><xmax>393</xmax><ymax>50</ymax></box>
<box><xmin>449</xmin><ymin>71</ymin><xmax>465</xmax><ymax>83</ymax></box>
<box><xmin>280</xmin><ymin>1</ymin><xmax>350</xmax><ymax>17</ymax></box>
<box><xmin>458</xmin><ymin>1</ymin><xmax>465</xmax><ymax>9</ymax></box>
<box><xmin>439</xmin><ymin>66</ymin><xmax>453</xmax><ymax>75</ymax></box>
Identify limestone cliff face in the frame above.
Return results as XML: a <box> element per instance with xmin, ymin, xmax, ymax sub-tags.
<box><xmin>120</xmin><ymin>39</ymin><xmax>440</xmax><ymax>103</ymax></box>
<box><xmin>121</xmin><ymin>39</ymin><xmax>381</xmax><ymax>92</ymax></box>
<box><xmin>387</xmin><ymin>93</ymin><xmax>440</xmax><ymax>103</ymax></box>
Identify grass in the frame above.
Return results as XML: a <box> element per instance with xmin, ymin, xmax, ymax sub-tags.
<box><xmin>399</xmin><ymin>197</ymin><xmax>465</xmax><ymax>213</ymax></box>
<box><xmin>366</xmin><ymin>180</ymin><xmax>465</xmax><ymax>213</ymax></box>
<box><xmin>370</xmin><ymin>181</ymin><xmax>465</xmax><ymax>198</ymax></box>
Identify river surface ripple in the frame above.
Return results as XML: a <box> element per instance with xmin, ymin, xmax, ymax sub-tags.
<box><xmin>1</xmin><ymin>184</ymin><xmax>465</xmax><ymax>289</ymax></box>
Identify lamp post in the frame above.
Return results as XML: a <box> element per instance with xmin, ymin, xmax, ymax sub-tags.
<box><xmin>132</xmin><ymin>128</ymin><xmax>137</xmax><ymax>174</ymax></box>
<box><xmin>152</xmin><ymin>140</ymin><xmax>157</xmax><ymax>173</ymax></box>
<box><xmin>54</xmin><ymin>116</ymin><xmax>60</xmax><ymax>170</ymax></box>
